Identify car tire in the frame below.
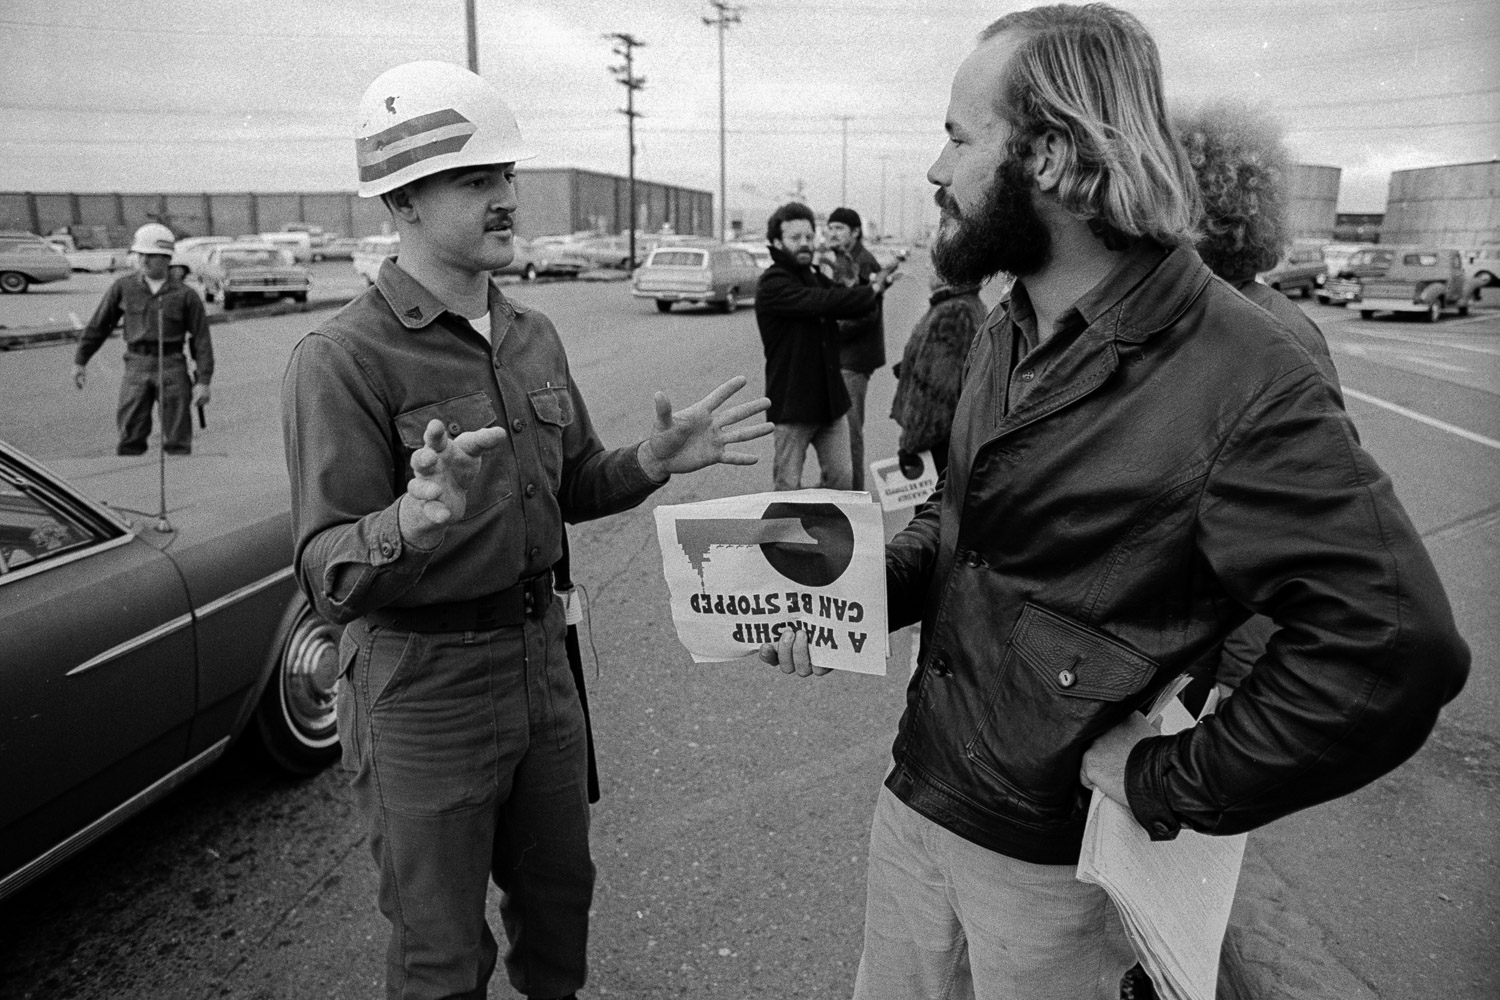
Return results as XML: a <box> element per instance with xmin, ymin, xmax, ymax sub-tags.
<box><xmin>522</xmin><ymin>263</ymin><xmax>538</xmax><ymax>282</ymax></box>
<box><xmin>291</xmin><ymin>292</ymin><xmax>308</xmax><ymax>304</ymax></box>
<box><xmin>1458</xmin><ymin>302</ymin><xmax>1470</xmax><ymax>317</ymax></box>
<box><xmin>1426</xmin><ymin>300</ymin><xmax>1441</xmax><ymax>323</ymax></box>
<box><xmin>254</xmin><ymin>595</ymin><xmax>342</xmax><ymax>775</ymax></box>
<box><xmin>1477</xmin><ymin>271</ymin><xmax>1496</xmax><ymax>288</ymax></box>
<box><xmin>1360</xmin><ymin>310</ymin><xmax>1375</xmax><ymax>320</ymax></box>
<box><xmin>656</xmin><ymin>299</ymin><xmax>673</xmax><ymax>313</ymax></box>
<box><xmin>722</xmin><ymin>288</ymin><xmax>739</xmax><ymax>314</ymax></box>
<box><xmin>1300</xmin><ymin>284</ymin><xmax>1312</xmax><ymax>299</ymax></box>
<box><xmin>222</xmin><ymin>294</ymin><xmax>236</xmax><ymax>311</ymax></box>
<box><xmin>0</xmin><ymin>271</ymin><xmax>29</xmax><ymax>294</ymax></box>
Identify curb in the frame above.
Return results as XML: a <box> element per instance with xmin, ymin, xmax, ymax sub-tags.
<box><xmin>0</xmin><ymin>296</ymin><xmax>351</xmax><ymax>351</ymax></box>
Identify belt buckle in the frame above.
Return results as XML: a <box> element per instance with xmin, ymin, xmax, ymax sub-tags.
<box><xmin>524</xmin><ymin>574</ymin><xmax>549</xmax><ymax>619</ymax></box>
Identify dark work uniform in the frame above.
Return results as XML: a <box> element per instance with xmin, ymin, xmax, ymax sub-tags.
<box><xmin>74</xmin><ymin>272</ymin><xmax>213</xmax><ymax>455</ymax></box>
<box><xmin>282</xmin><ymin>258</ymin><xmax>663</xmax><ymax>1000</ymax></box>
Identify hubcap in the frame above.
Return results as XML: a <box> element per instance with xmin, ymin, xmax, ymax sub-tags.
<box><xmin>281</xmin><ymin>611</ymin><xmax>341</xmax><ymax>747</ymax></box>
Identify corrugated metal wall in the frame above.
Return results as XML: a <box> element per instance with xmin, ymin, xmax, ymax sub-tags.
<box><xmin>2</xmin><ymin>172</ymin><xmax>713</xmax><ymax>245</ymax></box>
<box><xmin>1287</xmin><ymin>164</ymin><xmax>1340</xmax><ymax>240</ymax></box>
<box><xmin>1383</xmin><ymin>161</ymin><xmax>1500</xmax><ymax>246</ymax></box>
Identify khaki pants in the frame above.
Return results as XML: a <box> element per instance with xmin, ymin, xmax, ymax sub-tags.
<box><xmin>772</xmin><ymin>417</ymin><xmax>853</xmax><ymax>491</ymax></box>
<box><xmin>854</xmin><ymin>788</ymin><xmax>1135</xmax><ymax>1000</ymax></box>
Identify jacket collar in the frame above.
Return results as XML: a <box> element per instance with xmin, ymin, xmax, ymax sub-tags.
<box><xmin>1096</xmin><ymin>242</ymin><xmax>1214</xmax><ymax>344</ymax></box>
<box><xmin>768</xmin><ymin>244</ymin><xmax>816</xmax><ymax>279</ymax></box>
<box><xmin>930</xmin><ymin>283</ymin><xmax>982</xmax><ymax>306</ymax></box>
<box><xmin>375</xmin><ymin>256</ymin><xmax>525</xmax><ymax>331</ymax></box>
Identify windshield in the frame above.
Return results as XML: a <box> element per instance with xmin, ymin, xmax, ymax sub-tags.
<box><xmin>220</xmin><ymin>249</ymin><xmax>294</xmax><ymax>268</ymax></box>
<box><xmin>1349</xmin><ymin>250</ymin><xmax>1394</xmax><ymax>268</ymax></box>
<box><xmin>1403</xmin><ymin>253</ymin><xmax>1439</xmax><ymax>267</ymax></box>
<box><xmin>652</xmin><ymin>250</ymin><xmax>706</xmax><ymax>267</ymax></box>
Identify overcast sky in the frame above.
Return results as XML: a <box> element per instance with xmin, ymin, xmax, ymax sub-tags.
<box><xmin>3</xmin><ymin>0</ymin><xmax>1497</xmax><ymax>232</ymax></box>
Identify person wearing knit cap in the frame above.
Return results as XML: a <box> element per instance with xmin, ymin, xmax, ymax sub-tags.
<box><xmin>825</xmin><ymin>206</ymin><xmax>887</xmax><ymax>491</ymax></box>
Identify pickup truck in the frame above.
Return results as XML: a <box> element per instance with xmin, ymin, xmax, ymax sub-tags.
<box><xmin>1358</xmin><ymin>247</ymin><xmax>1474</xmax><ymax>322</ymax></box>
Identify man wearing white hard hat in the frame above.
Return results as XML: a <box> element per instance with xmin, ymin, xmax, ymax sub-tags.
<box><xmin>73</xmin><ymin>222</ymin><xmax>213</xmax><ymax>455</ymax></box>
<box><xmin>282</xmin><ymin>61</ymin><xmax>771</xmax><ymax>1000</ymax></box>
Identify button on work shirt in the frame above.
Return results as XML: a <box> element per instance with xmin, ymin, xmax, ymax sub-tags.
<box><xmin>282</xmin><ymin>257</ymin><xmax>663</xmax><ymax>625</ymax></box>
<box><xmin>74</xmin><ymin>272</ymin><xmax>214</xmax><ymax>383</ymax></box>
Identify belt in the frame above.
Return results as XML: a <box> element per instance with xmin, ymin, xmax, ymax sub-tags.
<box><xmin>365</xmin><ymin>572</ymin><xmax>553</xmax><ymax>633</ymax></box>
<box><xmin>126</xmin><ymin>341</ymin><xmax>184</xmax><ymax>356</ymax></box>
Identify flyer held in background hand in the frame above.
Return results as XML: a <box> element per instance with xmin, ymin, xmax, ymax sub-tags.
<box><xmin>654</xmin><ymin>490</ymin><xmax>888</xmax><ymax>675</ymax></box>
<box><xmin>868</xmin><ymin>451</ymin><xmax>940</xmax><ymax>512</ymax></box>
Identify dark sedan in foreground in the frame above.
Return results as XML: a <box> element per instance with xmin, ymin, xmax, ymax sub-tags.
<box><xmin>0</xmin><ymin>443</ymin><xmax>341</xmax><ymax>903</ymax></box>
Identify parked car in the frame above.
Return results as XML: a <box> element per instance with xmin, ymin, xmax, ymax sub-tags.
<box><xmin>1464</xmin><ymin>246</ymin><xmax>1499</xmax><ymax>288</ymax></box>
<box><xmin>1317</xmin><ymin>246</ymin><xmax>1393</xmax><ymax>305</ymax></box>
<box><xmin>320</xmin><ymin>236</ymin><xmax>362</xmax><ymax>261</ymax></box>
<box><xmin>172</xmin><ymin>236</ymin><xmax>234</xmax><ymax>275</ymax></box>
<box><xmin>0</xmin><ymin>231</ymin><xmax>72</xmax><ymax>294</ymax></box>
<box><xmin>352</xmin><ymin>234</ymin><xmax>400</xmax><ymax>285</ymax></box>
<box><xmin>195</xmin><ymin>242</ymin><xmax>311</xmax><ymax>310</ymax></box>
<box><xmin>45</xmin><ymin>235</ymin><xmax>128</xmax><ymax>274</ymax></box>
<box><xmin>727</xmin><ymin>241</ymin><xmax>773</xmax><ymax>270</ymax></box>
<box><xmin>1256</xmin><ymin>241</ymin><xmax>1326</xmax><ymax>298</ymax></box>
<box><xmin>280</xmin><ymin>224</ymin><xmax>333</xmax><ymax>258</ymax></box>
<box><xmin>496</xmin><ymin>238</ymin><xmax>589</xmax><ymax>281</ymax></box>
<box><xmin>0</xmin><ymin>441</ymin><xmax>341</xmax><ymax>903</ymax></box>
<box><xmin>1358</xmin><ymin>246</ymin><xmax>1474</xmax><ymax>322</ymax></box>
<box><xmin>257</xmin><ymin>231</ymin><xmax>315</xmax><ymax>264</ymax></box>
<box><xmin>632</xmin><ymin>243</ymin><xmax>761</xmax><ymax>313</ymax></box>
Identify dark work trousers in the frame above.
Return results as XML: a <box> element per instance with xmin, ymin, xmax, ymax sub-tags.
<box><xmin>337</xmin><ymin>600</ymin><xmax>593</xmax><ymax>1000</ymax></box>
<box><xmin>118</xmin><ymin>351</ymin><xmax>192</xmax><ymax>455</ymax></box>
<box><xmin>841</xmin><ymin>368</ymin><xmax>871</xmax><ymax>491</ymax></box>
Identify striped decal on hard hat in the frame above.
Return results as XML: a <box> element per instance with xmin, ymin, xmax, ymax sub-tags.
<box><xmin>357</xmin><ymin>108</ymin><xmax>478</xmax><ymax>182</ymax></box>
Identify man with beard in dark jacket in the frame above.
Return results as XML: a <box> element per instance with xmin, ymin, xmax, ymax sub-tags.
<box><xmin>764</xmin><ymin>6</ymin><xmax>1468</xmax><ymax>999</ymax></box>
<box><xmin>754</xmin><ymin>201</ymin><xmax>895</xmax><ymax>491</ymax></box>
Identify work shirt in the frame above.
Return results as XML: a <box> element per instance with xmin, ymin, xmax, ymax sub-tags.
<box><xmin>997</xmin><ymin>240</ymin><xmax>1168</xmax><ymax>418</ymax></box>
<box><xmin>74</xmin><ymin>272</ymin><xmax>214</xmax><ymax>384</ymax></box>
<box><xmin>282</xmin><ymin>257</ymin><xmax>663</xmax><ymax>626</ymax></box>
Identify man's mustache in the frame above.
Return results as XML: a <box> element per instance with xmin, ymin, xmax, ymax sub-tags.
<box><xmin>934</xmin><ymin>188</ymin><xmax>958</xmax><ymax>215</ymax></box>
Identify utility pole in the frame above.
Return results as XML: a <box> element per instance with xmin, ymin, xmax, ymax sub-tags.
<box><xmin>703</xmin><ymin>1</ymin><xmax>743</xmax><ymax>241</ymax></box>
<box><xmin>898</xmin><ymin>174</ymin><xmax>907</xmax><ymax>240</ymax></box>
<box><xmin>879</xmin><ymin>156</ymin><xmax>888</xmax><ymax>240</ymax></box>
<box><xmin>607</xmin><ymin>32</ymin><xmax>646</xmax><ymax>268</ymax></box>
<box><xmin>464</xmin><ymin>0</ymin><xmax>478</xmax><ymax>72</ymax></box>
<box><xmin>837</xmin><ymin>115</ymin><xmax>851</xmax><ymax>206</ymax></box>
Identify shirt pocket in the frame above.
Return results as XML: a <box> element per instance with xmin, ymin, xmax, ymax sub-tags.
<box><xmin>527</xmin><ymin>383</ymin><xmax>574</xmax><ymax>492</ymax></box>
<box><xmin>964</xmin><ymin>601</ymin><xmax>1157</xmax><ymax>817</ymax></box>
<box><xmin>394</xmin><ymin>391</ymin><xmax>510</xmax><ymax>518</ymax></box>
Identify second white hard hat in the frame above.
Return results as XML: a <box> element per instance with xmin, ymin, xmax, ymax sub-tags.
<box><xmin>130</xmin><ymin>223</ymin><xmax>176</xmax><ymax>256</ymax></box>
<box><xmin>355</xmin><ymin>61</ymin><xmax>535</xmax><ymax>199</ymax></box>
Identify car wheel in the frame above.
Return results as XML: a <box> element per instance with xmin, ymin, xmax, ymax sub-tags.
<box><xmin>1426</xmin><ymin>299</ymin><xmax>1441</xmax><ymax>323</ymax></box>
<box><xmin>1359</xmin><ymin>310</ymin><xmax>1374</xmax><ymax>320</ymax></box>
<box><xmin>223</xmin><ymin>293</ymin><xmax>236</xmax><ymax>311</ymax></box>
<box><xmin>1300</xmin><ymin>284</ymin><xmax>1312</xmax><ymax>299</ymax></box>
<box><xmin>0</xmin><ymin>271</ymin><xmax>29</xmax><ymax>294</ymax></box>
<box><xmin>522</xmin><ymin>263</ymin><xmax>538</xmax><ymax>281</ymax></box>
<box><xmin>1477</xmin><ymin>270</ymin><xmax>1496</xmax><ymax>288</ymax></box>
<box><xmin>254</xmin><ymin>596</ymin><xmax>342</xmax><ymax>775</ymax></box>
<box><xmin>656</xmin><ymin>299</ymin><xmax>673</xmax><ymax>313</ymax></box>
<box><xmin>1458</xmin><ymin>301</ymin><xmax>1470</xmax><ymax>317</ymax></box>
<box><xmin>291</xmin><ymin>292</ymin><xmax>308</xmax><ymax>304</ymax></box>
<box><xmin>203</xmin><ymin>286</ymin><xmax>215</xmax><ymax>303</ymax></box>
<box><xmin>722</xmin><ymin>287</ymin><xmax>739</xmax><ymax>313</ymax></box>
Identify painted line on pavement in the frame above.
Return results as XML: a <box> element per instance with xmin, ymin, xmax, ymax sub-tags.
<box><xmin>1350</xmin><ymin>324</ymin><xmax>1500</xmax><ymax>356</ymax></box>
<box><xmin>1344</xmin><ymin>387</ymin><xmax>1500</xmax><ymax>450</ymax></box>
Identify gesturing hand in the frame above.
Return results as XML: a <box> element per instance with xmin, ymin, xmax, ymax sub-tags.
<box><xmin>400</xmin><ymin>418</ymin><xmax>508</xmax><ymax>544</ymax></box>
<box><xmin>639</xmin><ymin>375</ymin><xmax>772</xmax><ymax>480</ymax></box>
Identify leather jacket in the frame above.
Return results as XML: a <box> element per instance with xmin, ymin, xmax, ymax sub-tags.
<box><xmin>884</xmin><ymin>242</ymin><xmax>1469</xmax><ymax>865</ymax></box>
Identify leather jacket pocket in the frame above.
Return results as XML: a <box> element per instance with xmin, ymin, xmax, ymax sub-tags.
<box><xmin>394</xmin><ymin>391</ymin><xmax>509</xmax><ymax>518</ymax></box>
<box><xmin>965</xmin><ymin>602</ymin><xmax>1157</xmax><ymax>818</ymax></box>
<box><xmin>528</xmin><ymin>383</ymin><xmax>573</xmax><ymax>492</ymax></box>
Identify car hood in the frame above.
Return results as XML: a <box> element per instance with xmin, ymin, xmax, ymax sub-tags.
<box><xmin>40</xmin><ymin>452</ymin><xmax>290</xmax><ymax>547</ymax></box>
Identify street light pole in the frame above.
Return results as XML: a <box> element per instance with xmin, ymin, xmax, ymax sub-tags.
<box><xmin>703</xmin><ymin>1</ymin><xmax>743</xmax><ymax>240</ymax></box>
<box><xmin>607</xmin><ymin>33</ymin><xmax>646</xmax><ymax>267</ymax></box>
<box><xmin>464</xmin><ymin>0</ymin><xmax>479</xmax><ymax>72</ymax></box>
<box><xmin>838</xmin><ymin>115</ymin><xmax>851</xmax><ymax>206</ymax></box>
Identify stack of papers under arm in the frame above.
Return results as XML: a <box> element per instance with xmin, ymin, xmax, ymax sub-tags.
<box><xmin>1076</xmin><ymin>696</ymin><xmax>1247</xmax><ymax>1000</ymax></box>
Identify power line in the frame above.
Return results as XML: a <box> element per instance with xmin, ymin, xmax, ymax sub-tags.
<box><xmin>0</xmin><ymin>16</ymin><xmax>451</xmax><ymax>41</ymax></box>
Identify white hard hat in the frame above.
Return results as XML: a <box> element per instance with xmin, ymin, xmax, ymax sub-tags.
<box><xmin>131</xmin><ymin>223</ymin><xmax>176</xmax><ymax>256</ymax></box>
<box><xmin>355</xmin><ymin>61</ymin><xmax>535</xmax><ymax>199</ymax></box>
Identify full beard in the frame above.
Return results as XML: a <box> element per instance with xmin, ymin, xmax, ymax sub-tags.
<box><xmin>930</xmin><ymin>154</ymin><xmax>1051</xmax><ymax>286</ymax></box>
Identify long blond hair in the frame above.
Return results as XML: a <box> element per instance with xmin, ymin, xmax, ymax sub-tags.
<box><xmin>981</xmin><ymin>4</ymin><xmax>1200</xmax><ymax>246</ymax></box>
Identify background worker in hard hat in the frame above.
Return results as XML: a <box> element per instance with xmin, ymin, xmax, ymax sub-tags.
<box><xmin>72</xmin><ymin>223</ymin><xmax>212</xmax><ymax>456</ymax></box>
<box><xmin>282</xmin><ymin>61</ymin><xmax>771</xmax><ymax>1000</ymax></box>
